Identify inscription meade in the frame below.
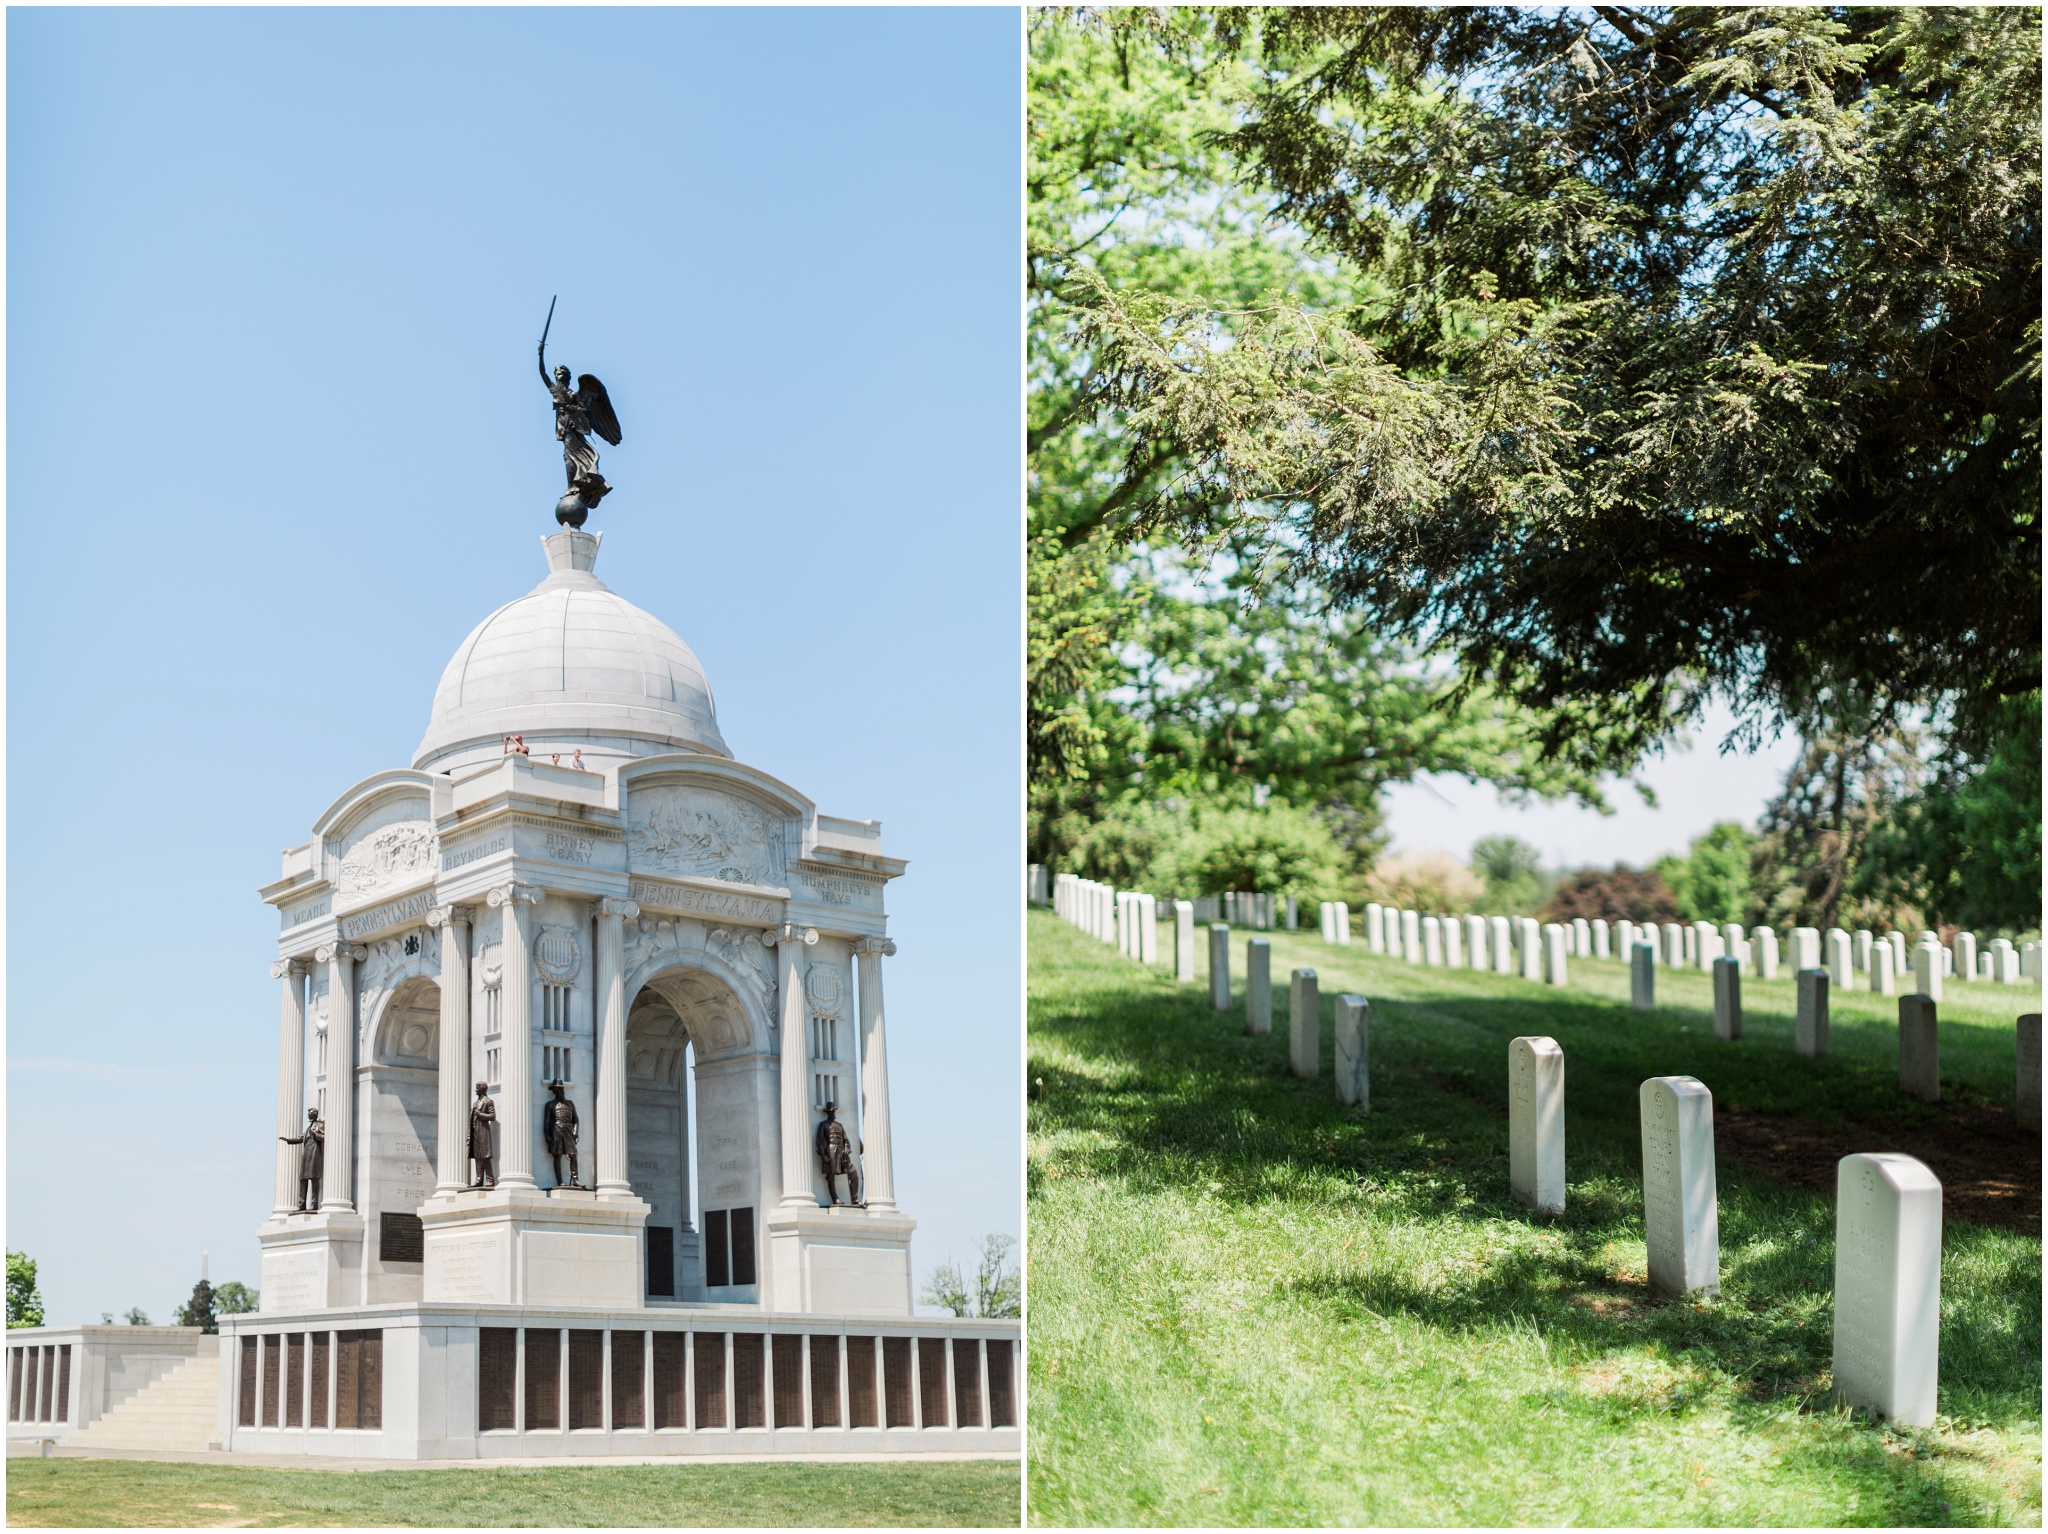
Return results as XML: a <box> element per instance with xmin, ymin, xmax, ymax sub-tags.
<box><xmin>341</xmin><ymin>889</ymin><xmax>436</xmax><ymax>940</ymax></box>
<box><xmin>283</xmin><ymin>897</ymin><xmax>331</xmax><ymax>929</ymax></box>
<box><xmin>629</xmin><ymin>880</ymin><xmax>777</xmax><ymax>923</ymax></box>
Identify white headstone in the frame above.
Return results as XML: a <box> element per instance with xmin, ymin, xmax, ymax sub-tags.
<box><xmin>1289</xmin><ymin>969</ymin><xmax>1319</xmax><ymax>1079</ymax></box>
<box><xmin>1508</xmin><ymin>1036</ymin><xmax>1566</xmax><ymax>1214</ymax></box>
<box><xmin>1140</xmin><ymin>893</ymin><xmax>1159</xmax><ymax>965</ymax></box>
<box><xmin>1898</xmin><ymin>995</ymin><xmax>1938</xmax><ymax>1102</ymax></box>
<box><xmin>1913</xmin><ymin>937</ymin><xmax>1943</xmax><ymax>1002</ymax></box>
<box><xmin>1752</xmin><ymin>926</ymin><xmax>1780</xmax><ymax>980</ymax></box>
<box><xmin>1542</xmin><ymin>923</ymin><xmax>1568</xmax><ymax>987</ymax></box>
<box><xmin>1335</xmin><ymin>994</ymin><xmax>1370</xmax><ymax>1108</ymax></box>
<box><xmin>1466</xmin><ymin>914</ymin><xmax>1488</xmax><ymax>971</ymax></box>
<box><xmin>1365</xmin><ymin>902</ymin><xmax>1384</xmax><ymax>954</ymax></box>
<box><xmin>1319</xmin><ymin>902</ymin><xmax>1334</xmax><ymax>943</ymax></box>
<box><xmin>1796</xmin><ymin>969</ymin><xmax>1829</xmax><ymax>1057</ymax></box>
<box><xmin>1792</xmin><ymin>926</ymin><xmax>1821</xmax><ymax>972</ymax></box>
<box><xmin>1833</xmin><ymin>1152</ymin><xmax>1943</xmax><ymax>1428</ymax></box>
<box><xmin>1592</xmin><ymin>919</ymin><xmax>1610</xmax><ymax>960</ymax></box>
<box><xmin>1979</xmin><ymin>953</ymin><xmax>1993</xmax><ymax>980</ymax></box>
<box><xmin>1683</xmin><ymin>924</ymin><xmax>1698</xmax><ymax>967</ymax></box>
<box><xmin>1521</xmin><ymin>917</ymin><xmax>1543</xmax><ymax>982</ymax></box>
<box><xmin>2018</xmin><ymin>1014</ymin><xmax>2040</xmax><ymax>1131</ymax></box>
<box><xmin>1695</xmin><ymin>921</ymin><xmax>1720</xmax><ymax>972</ymax></box>
<box><xmin>1616</xmin><ymin>919</ymin><xmax>1635</xmax><ymax>960</ymax></box>
<box><xmin>1888</xmin><ymin>931</ymin><xmax>1909</xmax><ymax>978</ymax></box>
<box><xmin>1401</xmin><ymin>909</ymin><xmax>1421</xmax><ymax>964</ymax></box>
<box><xmin>1491</xmin><ymin>916</ymin><xmax>1514</xmax><ymax>976</ymax></box>
<box><xmin>1723</xmin><ymin>924</ymin><xmax>1746</xmax><ymax>965</ymax></box>
<box><xmin>1640</xmin><ymin>1076</ymin><xmax>1720</xmax><ymax>1298</ymax></box>
<box><xmin>1870</xmin><ymin>940</ymin><xmax>1896</xmax><ymax>996</ymax></box>
<box><xmin>1665</xmin><ymin>923</ymin><xmax>1686</xmax><ymax>969</ymax></box>
<box><xmin>1570</xmin><ymin>917</ymin><xmax>1590</xmax><ymax>958</ymax></box>
<box><xmin>1246</xmin><ymin>938</ymin><xmax>1272</xmax><ymax>1035</ymax></box>
<box><xmin>1631</xmin><ymin>942</ymin><xmax>1655</xmax><ymax>1010</ymax></box>
<box><xmin>1335</xmin><ymin>901</ymin><xmax>1351</xmax><ymax>946</ymax></box>
<box><xmin>1828</xmin><ymin>929</ymin><xmax>1854</xmax><ymax>992</ymax></box>
<box><xmin>1712</xmin><ymin>956</ymin><xmax>1742</xmax><ymax>1040</ymax></box>
<box><xmin>1208</xmin><ymin>924</ymin><xmax>1231</xmax><ymax>1010</ymax></box>
<box><xmin>1443</xmin><ymin>915</ymin><xmax>1462</xmax><ymax>969</ymax></box>
<box><xmin>1285</xmin><ymin>894</ymin><xmax>1298</xmax><ymax>931</ymax></box>
<box><xmin>1854</xmin><ymin>929</ymin><xmax>1874</xmax><ymax>973</ymax></box>
<box><xmin>1992</xmin><ymin>938</ymin><xmax>2018</xmax><ymax>984</ymax></box>
<box><xmin>1175</xmin><ymin>900</ymin><xmax>1196</xmax><ymax>983</ymax></box>
<box><xmin>1421</xmin><ymin>916</ymin><xmax>1443</xmax><ymax>967</ymax></box>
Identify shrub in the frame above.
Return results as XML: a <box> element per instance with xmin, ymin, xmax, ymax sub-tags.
<box><xmin>1363</xmin><ymin>850</ymin><xmax>1486</xmax><ymax>912</ymax></box>
<box><xmin>1540</xmin><ymin>865</ymin><xmax>1680</xmax><ymax>924</ymax></box>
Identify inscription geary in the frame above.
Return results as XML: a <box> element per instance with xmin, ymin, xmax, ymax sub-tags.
<box><xmin>545</xmin><ymin>831</ymin><xmax>596</xmax><ymax>864</ymax></box>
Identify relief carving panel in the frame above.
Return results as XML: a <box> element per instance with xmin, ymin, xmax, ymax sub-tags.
<box><xmin>628</xmin><ymin>787</ymin><xmax>787</xmax><ymax>888</ymax></box>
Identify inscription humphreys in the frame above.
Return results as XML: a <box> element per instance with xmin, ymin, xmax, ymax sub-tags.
<box><xmin>342</xmin><ymin>889</ymin><xmax>437</xmax><ymax>941</ymax></box>
<box><xmin>629</xmin><ymin>879</ymin><xmax>778</xmax><ymax>924</ymax></box>
<box><xmin>797</xmin><ymin>870</ymin><xmax>879</xmax><ymax>909</ymax></box>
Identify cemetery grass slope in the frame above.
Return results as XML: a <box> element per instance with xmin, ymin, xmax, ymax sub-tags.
<box><xmin>3</xmin><ymin>1456</ymin><xmax>1022</xmax><ymax>1527</ymax></box>
<box><xmin>1026</xmin><ymin>910</ymin><xmax>2043</xmax><ymax>1528</ymax></box>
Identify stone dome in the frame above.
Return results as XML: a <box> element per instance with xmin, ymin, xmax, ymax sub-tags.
<box><xmin>412</xmin><ymin>529</ymin><xmax>728</xmax><ymax>772</ymax></box>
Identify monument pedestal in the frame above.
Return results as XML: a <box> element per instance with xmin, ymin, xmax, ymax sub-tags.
<box><xmin>257</xmin><ymin>1210</ymin><xmax>365</xmax><ymax>1314</ymax></box>
<box><xmin>419</xmin><ymin>1187</ymin><xmax>650</xmax><ymax>1308</ymax></box>
<box><xmin>764</xmin><ymin>1203</ymin><xmax>916</xmax><ymax>1316</ymax></box>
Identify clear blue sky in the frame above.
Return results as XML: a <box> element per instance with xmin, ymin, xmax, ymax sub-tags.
<box><xmin>7</xmin><ymin>8</ymin><xmax>1021</xmax><ymax>1323</ymax></box>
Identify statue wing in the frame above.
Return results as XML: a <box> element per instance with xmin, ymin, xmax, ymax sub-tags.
<box><xmin>577</xmin><ymin>374</ymin><xmax>622</xmax><ymax>446</ymax></box>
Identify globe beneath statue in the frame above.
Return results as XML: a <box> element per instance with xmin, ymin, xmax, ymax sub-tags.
<box><xmin>556</xmin><ymin>490</ymin><xmax>589</xmax><ymax>528</ymax></box>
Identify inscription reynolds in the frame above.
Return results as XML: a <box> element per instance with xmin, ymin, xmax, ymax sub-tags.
<box><xmin>442</xmin><ymin>837</ymin><xmax>509</xmax><ymax>871</ymax></box>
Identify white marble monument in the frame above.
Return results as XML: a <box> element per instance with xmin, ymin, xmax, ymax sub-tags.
<box><xmin>1289</xmin><ymin>969</ymin><xmax>1319</xmax><ymax>1079</ymax></box>
<box><xmin>228</xmin><ymin>526</ymin><xmax>1015</xmax><ymax>1460</ymax></box>
<box><xmin>1335</xmin><ymin>996</ymin><xmax>1370</xmax><ymax>1108</ymax></box>
<box><xmin>1639</xmin><ymin>1076</ymin><xmax>1720</xmax><ymax>1298</ymax></box>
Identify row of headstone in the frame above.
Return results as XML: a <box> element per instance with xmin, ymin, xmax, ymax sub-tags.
<box><xmin>1317</xmin><ymin>901</ymin><xmax>1353</xmax><ymax>944</ymax></box>
<box><xmin>1223</xmin><ymin>891</ymin><xmax>1283</xmax><ymax>930</ymax></box>
<box><xmin>1505</xmin><ymin>1034</ymin><xmax>1944</xmax><ymax>1425</ymax></box>
<box><xmin>1052</xmin><ymin>873</ymin><xmax>1117</xmax><ymax>943</ymax></box>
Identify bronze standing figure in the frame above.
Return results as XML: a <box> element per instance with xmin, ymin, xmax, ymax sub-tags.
<box><xmin>815</xmin><ymin>1101</ymin><xmax>863</xmax><ymax>1207</ymax></box>
<box><xmin>469</xmin><ymin>1082</ymin><xmax>498</xmax><ymax>1188</ymax></box>
<box><xmin>544</xmin><ymin>1079</ymin><xmax>583</xmax><ymax>1189</ymax></box>
<box><xmin>279</xmin><ymin>1107</ymin><xmax>325</xmax><ymax>1212</ymax></box>
<box><xmin>538</xmin><ymin>297</ymin><xmax>621</xmax><ymax>527</ymax></box>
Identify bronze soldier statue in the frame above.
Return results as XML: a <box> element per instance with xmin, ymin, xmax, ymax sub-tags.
<box><xmin>544</xmin><ymin>1079</ymin><xmax>583</xmax><ymax>1190</ymax></box>
<box><xmin>279</xmin><ymin>1107</ymin><xmax>325</xmax><ymax>1212</ymax></box>
<box><xmin>815</xmin><ymin>1101</ymin><xmax>863</xmax><ymax>1207</ymax></box>
<box><xmin>469</xmin><ymin>1082</ymin><xmax>498</xmax><ymax>1188</ymax></box>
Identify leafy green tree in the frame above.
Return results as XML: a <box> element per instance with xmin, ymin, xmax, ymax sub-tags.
<box><xmin>1072</xmin><ymin>7</ymin><xmax>2040</xmax><ymax>764</ymax></box>
<box><xmin>1027</xmin><ymin>10</ymin><xmax>1633</xmax><ymax>872</ymax></box>
<box><xmin>123</xmin><ymin>1308</ymin><xmax>149</xmax><ymax>1326</ymax></box>
<box><xmin>212</xmin><ymin>1282</ymin><xmax>258</xmax><ymax>1316</ymax></box>
<box><xmin>920</xmin><ymin>1235</ymin><xmax>1021</xmax><ymax>1320</ymax></box>
<box><xmin>1657</xmin><ymin>823</ymin><xmax>1757</xmax><ymax>926</ymax></box>
<box><xmin>175</xmin><ymin>1278</ymin><xmax>216</xmax><ymax>1335</ymax></box>
<box><xmin>1470</xmin><ymin>835</ymin><xmax>1548</xmax><ymax>916</ymax></box>
<box><xmin>1165</xmin><ymin>803</ymin><xmax>1346</xmax><ymax>901</ymax></box>
<box><xmin>6</xmin><ymin>1251</ymin><xmax>44</xmax><ymax>1329</ymax></box>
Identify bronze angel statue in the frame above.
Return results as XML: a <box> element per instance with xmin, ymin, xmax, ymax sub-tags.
<box><xmin>538</xmin><ymin>297</ymin><xmax>622</xmax><ymax>527</ymax></box>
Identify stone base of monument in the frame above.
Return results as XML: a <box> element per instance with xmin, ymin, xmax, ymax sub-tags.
<box><xmin>256</xmin><ymin>1210</ymin><xmax>365</xmax><ymax>1313</ymax></box>
<box><xmin>211</xmin><ymin>1303</ymin><xmax>1017</xmax><ymax>1460</ymax></box>
<box><xmin>763</xmin><ymin>1203</ymin><xmax>917</xmax><ymax>1316</ymax></box>
<box><xmin>417</xmin><ymin>1186</ymin><xmax>652</xmax><ymax>1309</ymax></box>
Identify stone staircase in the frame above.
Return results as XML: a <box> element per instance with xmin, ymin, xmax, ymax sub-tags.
<box><xmin>65</xmin><ymin>1352</ymin><xmax>219</xmax><ymax>1451</ymax></box>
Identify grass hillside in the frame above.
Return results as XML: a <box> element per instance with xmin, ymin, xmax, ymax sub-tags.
<box><xmin>1027</xmin><ymin>909</ymin><xmax>2041</xmax><ymax>1527</ymax></box>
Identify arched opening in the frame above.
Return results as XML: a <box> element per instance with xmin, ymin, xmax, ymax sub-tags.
<box><xmin>364</xmin><ymin>974</ymin><xmax>439</xmax><ymax>1303</ymax></box>
<box><xmin>626</xmin><ymin>962</ymin><xmax>773</xmax><ymax>1304</ymax></box>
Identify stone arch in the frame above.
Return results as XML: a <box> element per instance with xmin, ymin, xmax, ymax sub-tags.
<box><xmin>372</xmin><ymin>975</ymin><xmax>441</xmax><ymax>1067</ymax></box>
<box><xmin>622</xmin><ymin>947</ymin><xmax>773</xmax><ymax>1062</ymax></box>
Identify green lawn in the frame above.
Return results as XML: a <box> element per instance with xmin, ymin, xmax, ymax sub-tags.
<box><xmin>6</xmin><ymin>1456</ymin><xmax>1022</xmax><ymax>1528</ymax></box>
<box><xmin>1027</xmin><ymin>909</ymin><xmax>2042</xmax><ymax>1527</ymax></box>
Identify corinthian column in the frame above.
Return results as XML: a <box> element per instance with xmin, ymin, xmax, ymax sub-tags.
<box><xmin>271</xmin><ymin>959</ymin><xmax>308</xmax><ymax>1217</ymax></box>
<box><xmin>425</xmin><ymin>905</ymin><xmax>473</xmax><ymax>1197</ymax></box>
<box><xmin>313</xmin><ymin>940</ymin><xmax>367</xmax><ymax>1211</ymax></box>
<box><xmin>487</xmin><ymin>883</ymin><xmax>546</xmax><ymax>1190</ymax></box>
<box><xmin>594</xmin><ymin>898</ymin><xmax>640</xmax><ymax>1198</ymax></box>
<box><xmin>766</xmin><ymin>923</ymin><xmax>820</xmax><ymax>1209</ymax></box>
<box><xmin>852</xmin><ymin>937</ymin><xmax>899</xmax><ymax>1211</ymax></box>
